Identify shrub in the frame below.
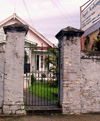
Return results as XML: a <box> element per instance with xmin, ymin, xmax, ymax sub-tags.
<box><xmin>92</xmin><ymin>37</ymin><xmax>100</xmax><ymax>51</ymax></box>
<box><xmin>48</xmin><ymin>80</ymin><xmax>58</xmax><ymax>87</ymax></box>
<box><xmin>41</xmin><ymin>73</ymin><xmax>46</xmax><ymax>82</ymax></box>
<box><xmin>41</xmin><ymin>73</ymin><xmax>46</xmax><ymax>78</ymax></box>
<box><xmin>31</xmin><ymin>75</ymin><xmax>36</xmax><ymax>84</ymax></box>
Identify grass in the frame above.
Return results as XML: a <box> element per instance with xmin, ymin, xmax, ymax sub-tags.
<box><xmin>29</xmin><ymin>81</ymin><xmax>58</xmax><ymax>103</ymax></box>
<box><xmin>24</xmin><ymin>104</ymin><xmax>26</xmax><ymax>109</ymax></box>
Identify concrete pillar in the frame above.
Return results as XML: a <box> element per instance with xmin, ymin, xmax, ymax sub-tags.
<box><xmin>55</xmin><ymin>26</ymin><xmax>84</xmax><ymax>114</ymax></box>
<box><xmin>0</xmin><ymin>44</ymin><xmax>5</xmax><ymax>108</ymax></box>
<box><xmin>3</xmin><ymin>23</ymin><xmax>28</xmax><ymax>114</ymax></box>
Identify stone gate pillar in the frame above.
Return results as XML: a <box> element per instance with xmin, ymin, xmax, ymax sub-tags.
<box><xmin>3</xmin><ymin>23</ymin><xmax>28</xmax><ymax>114</ymax></box>
<box><xmin>56</xmin><ymin>26</ymin><xmax>84</xmax><ymax>114</ymax></box>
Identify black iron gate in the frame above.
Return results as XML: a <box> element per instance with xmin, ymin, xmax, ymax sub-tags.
<box><xmin>24</xmin><ymin>43</ymin><xmax>60</xmax><ymax>107</ymax></box>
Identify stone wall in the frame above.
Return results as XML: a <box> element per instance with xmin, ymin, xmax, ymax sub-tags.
<box><xmin>0</xmin><ymin>44</ymin><xmax>5</xmax><ymax>108</ymax></box>
<box><xmin>80</xmin><ymin>52</ymin><xmax>100</xmax><ymax>113</ymax></box>
<box><xmin>3</xmin><ymin>32</ymin><xmax>25</xmax><ymax>114</ymax></box>
<box><xmin>56</xmin><ymin>27</ymin><xmax>84</xmax><ymax>114</ymax></box>
<box><xmin>1</xmin><ymin>24</ymin><xmax>100</xmax><ymax>115</ymax></box>
<box><xmin>61</xmin><ymin>36</ymin><xmax>81</xmax><ymax>114</ymax></box>
<box><xmin>2</xmin><ymin>24</ymin><xmax>28</xmax><ymax>114</ymax></box>
<box><xmin>59</xmin><ymin>38</ymin><xmax>64</xmax><ymax>106</ymax></box>
<box><xmin>56</xmin><ymin>26</ymin><xmax>100</xmax><ymax>114</ymax></box>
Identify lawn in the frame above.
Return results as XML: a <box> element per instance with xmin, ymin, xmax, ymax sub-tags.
<box><xmin>29</xmin><ymin>81</ymin><xmax>58</xmax><ymax>103</ymax></box>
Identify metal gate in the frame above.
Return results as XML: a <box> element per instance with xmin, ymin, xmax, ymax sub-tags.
<box><xmin>24</xmin><ymin>43</ymin><xmax>60</xmax><ymax>107</ymax></box>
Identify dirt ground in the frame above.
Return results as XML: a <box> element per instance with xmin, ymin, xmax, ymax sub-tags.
<box><xmin>0</xmin><ymin>113</ymin><xmax>100</xmax><ymax>121</ymax></box>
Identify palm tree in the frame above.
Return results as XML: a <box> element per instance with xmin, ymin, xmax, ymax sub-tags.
<box><xmin>92</xmin><ymin>37</ymin><xmax>100</xmax><ymax>51</ymax></box>
<box><xmin>44</xmin><ymin>48</ymin><xmax>59</xmax><ymax>87</ymax></box>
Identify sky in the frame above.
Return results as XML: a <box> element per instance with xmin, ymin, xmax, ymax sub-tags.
<box><xmin>0</xmin><ymin>0</ymin><xmax>88</xmax><ymax>45</ymax></box>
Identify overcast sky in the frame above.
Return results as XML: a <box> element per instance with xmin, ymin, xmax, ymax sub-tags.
<box><xmin>0</xmin><ymin>0</ymin><xmax>88</xmax><ymax>45</ymax></box>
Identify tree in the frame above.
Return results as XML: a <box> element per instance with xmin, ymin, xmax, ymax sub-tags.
<box><xmin>44</xmin><ymin>48</ymin><xmax>59</xmax><ymax>87</ymax></box>
<box><xmin>92</xmin><ymin>37</ymin><xmax>100</xmax><ymax>51</ymax></box>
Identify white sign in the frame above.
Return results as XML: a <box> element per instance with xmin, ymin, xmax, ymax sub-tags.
<box><xmin>81</xmin><ymin>0</ymin><xmax>100</xmax><ymax>31</ymax></box>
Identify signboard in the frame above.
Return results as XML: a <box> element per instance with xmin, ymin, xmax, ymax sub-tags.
<box><xmin>81</xmin><ymin>0</ymin><xmax>100</xmax><ymax>31</ymax></box>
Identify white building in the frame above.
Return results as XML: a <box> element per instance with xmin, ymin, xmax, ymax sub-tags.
<box><xmin>0</xmin><ymin>13</ymin><xmax>56</xmax><ymax>88</ymax></box>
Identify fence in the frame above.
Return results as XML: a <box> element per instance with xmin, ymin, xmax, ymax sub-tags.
<box><xmin>24</xmin><ymin>43</ymin><xmax>60</xmax><ymax>107</ymax></box>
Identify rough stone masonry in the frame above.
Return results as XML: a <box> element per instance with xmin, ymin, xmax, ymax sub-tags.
<box><xmin>0</xmin><ymin>23</ymin><xmax>100</xmax><ymax>115</ymax></box>
<box><xmin>56</xmin><ymin>26</ymin><xmax>100</xmax><ymax>114</ymax></box>
<box><xmin>2</xmin><ymin>23</ymin><xmax>28</xmax><ymax>114</ymax></box>
<box><xmin>56</xmin><ymin>26</ymin><xmax>84</xmax><ymax>114</ymax></box>
<box><xmin>0</xmin><ymin>44</ymin><xmax>5</xmax><ymax>108</ymax></box>
<box><xmin>80</xmin><ymin>52</ymin><xmax>100</xmax><ymax>113</ymax></box>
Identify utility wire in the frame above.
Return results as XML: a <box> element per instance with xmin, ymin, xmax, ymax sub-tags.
<box><xmin>22</xmin><ymin>0</ymin><xmax>34</xmax><ymax>28</ymax></box>
<box><xmin>57</xmin><ymin>0</ymin><xmax>79</xmax><ymax>27</ymax></box>
<box><xmin>50</xmin><ymin>0</ymin><xmax>75</xmax><ymax>27</ymax></box>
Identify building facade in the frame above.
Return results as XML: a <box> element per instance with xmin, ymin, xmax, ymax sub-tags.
<box><xmin>0</xmin><ymin>13</ymin><xmax>55</xmax><ymax>88</ymax></box>
<box><xmin>80</xmin><ymin>0</ymin><xmax>100</xmax><ymax>50</ymax></box>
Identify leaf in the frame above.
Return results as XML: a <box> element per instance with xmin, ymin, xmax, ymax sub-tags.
<box><xmin>51</xmin><ymin>113</ymin><xmax>54</xmax><ymax>115</ymax></box>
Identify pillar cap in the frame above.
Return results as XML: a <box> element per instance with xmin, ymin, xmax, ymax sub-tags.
<box><xmin>3</xmin><ymin>23</ymin><xmax>29</xmax><ymax>35</ymax></box>
<box><xmin>55</xmin><ymin>26</ymin><xmax>84</xmax><ymax>40</ymax></box>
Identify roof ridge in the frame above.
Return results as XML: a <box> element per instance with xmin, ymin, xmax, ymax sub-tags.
<box><xmin>0</xmin><ymin>13</ymin><xmax>53</xmax><ymax>47</ymax></box>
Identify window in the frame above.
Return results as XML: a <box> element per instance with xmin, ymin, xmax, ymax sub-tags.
<box><xmin>41</xmin><ymin>56</ymin><xmax>43</xmax><ymax>68</ymax></box>
<box><xmin>37</xmin><ymin>55</ymin><xmax>39</xmax><ymax>70</ymax></box>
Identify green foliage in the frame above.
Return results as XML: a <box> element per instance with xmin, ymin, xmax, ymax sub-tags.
<box><xmin>41</xmin><ymin>73</ymin><xmax>46</xmax><ymax>78</ymax></box>
<box><xmin>92</xmin><ymin>37</ymin><xmax>100</xmax><ymax>51</ymax></box>
<box><xmin>44</xmin><ymin>48</ymin><xmax>58</xmax><ymax>74</ymax></box>
<box><xmin>24</xmin><ymin>104</ymin><xmax>26</xmax><ymax>109</ymax></box>
<box><xmin>93</xmin><ymin>37</ymin><xmax>99</xmax><ymax>42</ymax></box>
<box><xmin>44</xmin><ymin>48</ymin><xmax>59</xmax><ymax>87</ymax></box>
<box><xmin>27</xmin><ymin>107</ymin><xmax>31</xmax><ymax>109</ymax></box>
<box><xmin>51</xmin><ymin>113</ymin><xmax>54</xmax><ymax>115</ymax></box>
<box><xmin>11</xmin><ymin>114</ymin><xmax>14</xmax><ymax>116</ymax></box>
<box><xmin>31</xmin><ymin>75</ymin><xmax>36</xmax><ymax>84</ymax></box>
<box><xmin>48</xmin><ymin>81</ymin><xmax>58</xmax><ymax>87</ymax></box>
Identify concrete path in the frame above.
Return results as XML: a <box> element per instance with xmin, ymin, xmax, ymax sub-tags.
<box><xmin>1</xmin><ymin>113</ymin><xmax>100</xmax><ymax>121</ymax></box>
<box><xmin>24</xmin><ymin>90</ymin><xmax>54</xmax><ymax>106</ymax></box>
